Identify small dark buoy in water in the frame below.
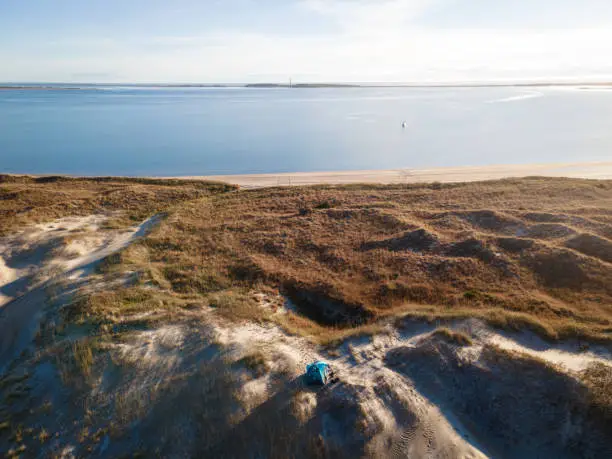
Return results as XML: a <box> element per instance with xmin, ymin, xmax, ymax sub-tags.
<box><xmin>402</xmin><ymin>121</ymin><xmax>407</xmax><ymax>128</ymax></box>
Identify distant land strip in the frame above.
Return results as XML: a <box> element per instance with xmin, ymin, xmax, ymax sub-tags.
<box><xmin>0</xmin><ymin>86</ymin><xmax>99</xmax><ymax>90</ymax></box>
<box><xmin>1</xmin><ymin>82</ymin><xmax>611</xmax><ymax>90</ymax></box>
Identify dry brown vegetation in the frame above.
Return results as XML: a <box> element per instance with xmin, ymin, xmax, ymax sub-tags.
<box><xmin>3</xmin><ymin>176</ymin><xmax>611</xmax><ymax>344</ymax></box>
<box><xmin>120</xmin><ymin>177</ymin><xmax>612</xmax><ymax>343</ymax></box>
<box><xmin>2</xmin><ymin>176</ymin><xmax>612</xmax><ymax>458</ymax></box>
<box><xmin>0</xmin><ymin>174</ymin><xmax>235</xmax><ymax>236</ymax></box>
<box><xmin>431</xmin><ymin>327</ymin><xmax>473</xmax><ymax>346</ymax></box>
<box><xmin>581</xmin><ymin>362</ymin><xmax>612</xmax><ymax>424</ymax></box>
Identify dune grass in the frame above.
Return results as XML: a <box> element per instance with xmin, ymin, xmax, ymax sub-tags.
<box><xmin>581</xmin><ymin>362</ymin><xmax>612</xmax><ymax>424</ymax></box>
<box><xmin>2</xmin><ymin>176</ymin><xmax>612</xmax><ymax>458</ymax></box>
<box><xmin>112</xmin><ymin>176</ymin><xmax>612</xmax><ymax>343</ymax></box>
<box><xmin>2</xmin><ymin>176</ymin><xmax>612</xmax><ymax>344</ymax></box>
<box><xmin>0</xmin><ymin>174</ymin><xmax>235</xmax><ymax>236</ymax></box>
<box><xmin>432</xmin><ymin>327</ymin><xmax>474</xmax><ymax>346</ymax></box>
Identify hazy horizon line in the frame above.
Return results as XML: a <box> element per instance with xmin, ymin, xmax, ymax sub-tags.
<box><xmin>2</xmin><ymin>77</ymin><xmax>612</xmax><ymax>87</ymax></box>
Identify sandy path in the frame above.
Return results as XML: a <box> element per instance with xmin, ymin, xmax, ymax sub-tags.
<box><xmin>0</xmin><ymin>214</ymin><xmax>162</xmax><ymax>374</ymax></box>
<box><xmin>62</xmin><ymin>214</ymin><xmax>162</xmax><ymax>274</ymax></box>
<box><xmin>483</xmin><ymin>333</ymin><xmax>612</xmax><ymax>371</ymax></box>
<box><xmin>171</xmin><ymin>161</ymin><xmax>612</xmax><ymax>188</ymax></box>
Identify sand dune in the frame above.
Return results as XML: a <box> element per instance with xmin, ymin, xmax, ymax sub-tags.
<box><xmin>0</xmin><ymin>214</ymin><xmax>162</xmax><ymax>372</ymax></box>
<box><xmin>1</xmin><ymin>176</ymin><xmax>612</xmax><ymax>457</ymax></box>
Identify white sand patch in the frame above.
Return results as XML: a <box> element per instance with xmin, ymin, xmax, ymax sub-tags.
<box><xmin>456</xmin><ymin>318</ymin><xmax>612</xmax><ymax>372</ymax></box>
<box><xmin>456</xmin><ymin>343</ymin><xmax>485</xmax><ymax>364</ymax></box>
<box><xmin>0</xmin><ymin>256</ymin><xmax>18</xmax><ymax>306</ymax></box>
<box><xmin>239</xmin><ymin>376</ymin><xmax>271</xmax><ymax>412</ymax></box>
<box><xmin>62</xmin><ymin>214</ymin><xmax>163</xmax><ymax>273</ymax></box>
<box><xmin>62</xmin><ymin>235</ymin><xmax>108</xmax><ymax>259</ymax></box>
<box><xmin>2</xmin><ymin>213</ymin><xmax>162</xmax><ymax>298</ymax></box>
<box><xmin>0</xmin><ymin>255</ymin><xmax>17</xmax><ymax>285</ymax></box>
<box><xmin>115</xmin><ymin>325</ymin><xmax>186</xmax><ymax>370</ymax></box>
<box><xmin>33</xmin><ymin>214</ymin><xmax>105</xmax><ymax>233</ymax></box>
<box><xmin>0</xmin><ymin>214</ymin><xmax>111</xmax><ymax>307</ymax></box>
<box><xmin>0</xmin><ymin>214</ymin><xmax>163</xmax><ymax>372</ymax></box>
<box><xmin>485</xmin><ymin>333</ymin><xmax>611</xmax><ymax>372</ymax></box>
<box><xmin>214</xmin><ymin>320</ymin><xmax>323</xmax><ymax>377</ymax></box>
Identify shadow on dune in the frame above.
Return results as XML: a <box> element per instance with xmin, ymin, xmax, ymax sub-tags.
<box><xmin>203</xmin><ymin>377</ymin><xmax>367</xmax><ymax>459</ymax></box>
<box><xmin>102</xmin><ymin>356</ymin><xmax>367</xmax><ymax>458</ymax></box>
<box><xmin>385</xmin><ymin>338</ymin><xmax>612</xmax><ymax>459</ymax></box>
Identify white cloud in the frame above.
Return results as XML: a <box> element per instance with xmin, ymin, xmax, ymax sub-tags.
<box><xmin>301</xmin><ymin>0</ymin><xmax>440</xmax><ymax>35</ymax></box>
<box><xmin>3</xmin><ymin>1</ymin><xmax>612</xmax><ymax>83</ymax></box>
<box><xmin>110</xmin><ymin>27</ymin><xmax>612</xmax><ymax>83</ymax></box>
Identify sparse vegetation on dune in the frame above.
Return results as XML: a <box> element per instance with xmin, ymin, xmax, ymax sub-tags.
<box><xmin>2</xmin><ymin>176</ymin><xmax>612</xmax><ymax>457</ymax></box>
<box><xmin>431</xmin><ymin>327</ymin><xmax>473</xmax><ymax>346</ymax></box>
<box><xmin>0</xmin><ymin>174</ymin><xmax>235</xmax><ymax>236</ymax></box>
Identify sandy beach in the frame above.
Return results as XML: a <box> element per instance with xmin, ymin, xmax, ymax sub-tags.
<box><xmin>172</xmin><ymin>161</ymin><xmax>612</xmax><ymax>188</ymax></box>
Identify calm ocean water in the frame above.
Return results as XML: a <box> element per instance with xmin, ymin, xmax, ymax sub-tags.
<box><xmin>0</xmin><ymin>86</ymin><xmax>610</xmax><ymax>176</ymax></box>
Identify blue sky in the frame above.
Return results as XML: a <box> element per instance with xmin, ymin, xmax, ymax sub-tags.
<box><xmin>2</xmin><ymin>0</ymin><xmax>612</xmax><ymax>83</ymax></box>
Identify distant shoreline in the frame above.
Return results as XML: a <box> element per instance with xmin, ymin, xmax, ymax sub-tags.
<box><xmin>1</xmin><ymin>82</ymin><xmax>612</xmax><ymax>91</ymax></box>
<box><xmin>0</xmin><ymin>86</ymin><xmax>98</xmax><ymax>91</ymax></box>
<box><xmin>5</xmin><ymin>162</ymin><xmax>611</xmax><ymax>188</ymax></box>
<box><xmin>169</xmin><ymin>161</ymin><xmax>612</xmax><ymax>188</ymax></box>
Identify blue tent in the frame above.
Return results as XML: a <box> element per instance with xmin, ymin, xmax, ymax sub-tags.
<box><xmin>305</xmin><ymin>361</ymin><xmax>331</xmax><ymax>385</ymax></box>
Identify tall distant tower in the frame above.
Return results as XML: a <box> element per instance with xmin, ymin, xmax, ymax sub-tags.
<box><xmin>289</xmin><ymin>78</ymin><xmax>293</xmax><ymax>88</ymax></box>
